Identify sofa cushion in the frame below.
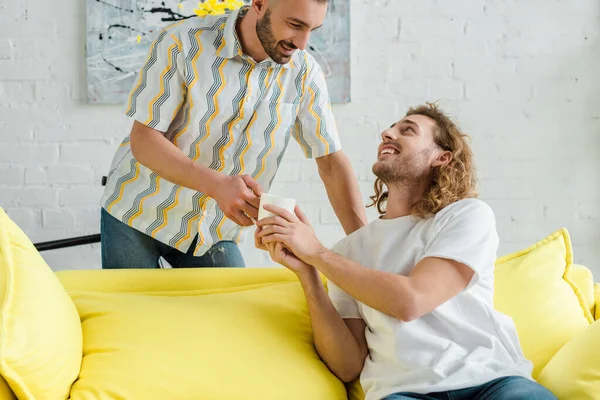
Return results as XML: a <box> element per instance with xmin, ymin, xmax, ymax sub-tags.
<box><xmin>68</xmin><ymin>280</ymin><xmax>347</xmax><ymax>400</ymax></box>
<box><xmin>567</xmin><ymin>264</ymin><xmax>595</xmax><ymax>316</ymax></box>
<box><xmin>0</xmin><ymin>375</ymin><xmax>15</xmax><ymax>400</ymax></box>
<box><xmin>493</xmin><ymin>228</ymin><xmax>593</xmax><ymax>379</ymax></box>
<box><xmin>0</xmin><ymin>208</ymin><xmax>82</xmax><ymax>400</ymax></box>
<box><xmin>537</xmin><ymin>319</ymin><xmax>600</xmax><ymax>399</ymax></box>
<box><xmin>594</xmin><ymin>283</ymin><xmax>600</xmax><ymax>320</ymax></box>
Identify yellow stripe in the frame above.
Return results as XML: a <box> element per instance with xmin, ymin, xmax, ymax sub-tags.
<box><xmin>144</xmin><ymin>42</ymin><xmax>178</xmax><ymax>126</ymax></box>
<box><xmin>175</xmin><ymin>196</ymin><xmax>208</xmax><ymax>248</ymax></box>
<box><xmin>233</xmin><ymin>228</ymin><xmax>243</xmax><ymax>244</ymax></box>
<box><xmin>119</xmin><ymin>137</ymin><xmax>131</xmax><ymax>147</ymax></box>
<box><xmin>300</xmin><ymin>53</ymin><xmax>310</xmax><ymax>92</ymax></box>
<box><xmin>193</xmin><ymin>58</ymin><xmax>229</xmax><ymax>161</ymax></box>
<box><xmin>171</xmin><ymin>82</ymin><xmax>187</xmax><ymax>123</ymax></box>
<box><xmin>126</xmin><ymin>175</ymin><xmax>161</xmax><ymax>225</ymax></box>
<box><xmin>239</xmin><ymin>69</ymin><xmax>272</xmax><ymax>171</ymax></box>
<box><xmin>170</xmin><ymin>33</ymin><xmax>183</xmax><ymax>52</ymax></box>
<box><xmin>173</xmin><ymin>30</ymin><xmax>203</xmax><ymax>146</ymax></box>
<box><xmin>255</xmin><ymin>68</ymin><xmax>285</xmax><ymax>179</ymax></box>
<box><xmin>215</xmin><ymin>214</ymin><xmax>227</xmax><ymax>240</ymax></box>
<box><xmin>165</xmin><ymin>19</ymin><xmax>187</xmax><ymax>32</ymax></box>
<box><xmin>307</xmin><ymin>85</ymin><xmax>330</xmax><ymax>154</ymax></box>
<box><xmin>106</xmin><ymin>162</ymin><xmax>140</xmax><ymax>213</ymax></box>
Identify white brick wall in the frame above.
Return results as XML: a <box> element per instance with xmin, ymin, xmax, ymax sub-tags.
<box><xmin>1</xmin><ymin>0</ymin><xmax>599</xmax><ymax>278</ymax></box>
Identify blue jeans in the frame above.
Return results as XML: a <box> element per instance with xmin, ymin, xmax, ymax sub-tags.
<box><xmin>100</xmin><ymin>208</ymin><xmax>246</xmax><ymax>269</ymax></box>
<box><xmin>383</xmin><ymin>376</ymin><xmax>557</xmax><ymax>400</ymax></box>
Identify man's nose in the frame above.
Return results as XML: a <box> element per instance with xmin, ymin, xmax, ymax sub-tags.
<box><xmin>381</xmin><ymin>128</ymin><xmax>397</xmax><ymax>141</ymax></box>
<box><xmin>292</xmin><ymin>31</ymin><xmax>311</xmax><ymax>51</ymax></box>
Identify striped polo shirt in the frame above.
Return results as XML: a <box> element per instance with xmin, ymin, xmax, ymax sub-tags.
<box><xmin>100</xmin><ymin>7</ymin><xmax>342</xmax><ymax>256</ymax></box>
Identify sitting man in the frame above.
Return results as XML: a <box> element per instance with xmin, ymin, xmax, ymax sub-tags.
<box><xmin>255</xmin><ymin>103</ymin><xmax>557</xmax><ymax>400</ymax></box>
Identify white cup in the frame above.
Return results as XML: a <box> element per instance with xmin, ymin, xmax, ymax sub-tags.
<box><xmin>258</xmin><ymin>193</ymin><xmax>296</xmax><ymax>221</ymax></box>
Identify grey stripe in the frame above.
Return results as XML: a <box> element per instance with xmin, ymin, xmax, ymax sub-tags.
<box><xmin>251</xmin><ymin>68</ymin><xmax>284</xmax><ymax>177</ymax></box>
<box><xmin>185</xmin><ymin>28</ymin><xmax>202</xmax><ymax>86</ymax></box>
<box><xmin>103</xmin><ymin>158</ymin><xmax>139</xmax><ymax>213</ymax></box>
<box><xmin>208</xmin><ymin>60</ymin><xmax>252</xmax><ymax>171</ymax></box>
<box><xmin>309</xmin><ymin>80</ymin><xmax>337</xmax><ymax>150</ymax></box>
<box><xmin>145</xmin><ymin>184</ymin><xmax>180</xmax><ymax>235</ymax></box>
<box><xmin>168</xmin><ymin>191</ymin><xmax>203</xmax><ymax>248</ymax></box>
<box><xmin>208</xmin><ymin>203</ymin><xmax>224</xmax><ymax>243</ymax></box>
<box><xmin>122</xmin><ymin>172</ymin><xmax>159</xmax><ymax>222</ymax></box>
<box><xmin>231</xmin><ymin>68</ymin><xmax>269</xmax><ymax>176</ymax></box>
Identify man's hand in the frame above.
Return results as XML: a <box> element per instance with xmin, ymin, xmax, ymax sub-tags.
<box><xmin>257</xmin><ymin>205</ymin><xmax>324</xmax><ymax>263</ymax></box>
<box><xmin>254</xmin><ymin>226</ymin><xmax>270</xmax><ymax>251</ymax></box>
<box><xmin>212</xmin><ymin>175</ymin><xmax>263</xmax><ymax>227</ymax></box>
<box><xmin>267</xmin><ymin>242</ymin><xmax>316</xmax><ymax>278</ymax></box>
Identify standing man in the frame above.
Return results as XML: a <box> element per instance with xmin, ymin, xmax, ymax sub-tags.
<box><xmin>100</xmin><ymin>0</ymin><xmax>366</xmax><ymax>269</ymax></box>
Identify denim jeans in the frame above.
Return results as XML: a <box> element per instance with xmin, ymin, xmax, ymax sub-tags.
<box><xmin>383</xmin><ymin>376</ymin><xmax>557</xmax><ymax>400</ymax></box>
<box><xmin>100</xmin><ymin>208</ymin><xmax>246</xmax><ymax>269</ymax></box>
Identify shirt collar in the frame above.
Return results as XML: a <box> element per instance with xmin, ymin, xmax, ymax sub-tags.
<box><xmin>216</xmin><ymin>6</ymin><xmax>295</xmax><ymax>69</ymax></box>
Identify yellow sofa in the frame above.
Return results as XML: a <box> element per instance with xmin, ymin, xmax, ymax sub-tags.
<box><xmin>0</xmin><ymin>207</ymin><xmax>599</xmax><ymax>400</ymax></box>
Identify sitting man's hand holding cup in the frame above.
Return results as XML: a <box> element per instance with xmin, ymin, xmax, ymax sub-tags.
<box><xmin>254</xmin><ymin>193</ymin><xmax>296</xmax><ymax>252</ymax></box>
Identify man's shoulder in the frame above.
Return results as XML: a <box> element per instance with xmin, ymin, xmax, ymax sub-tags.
<box><xmin>434</xmin><ymin>198</ymin><xmax>495</xmax><ymax>227</ymax></box>
<box><xmin>291</xmin><ymin>50</ymin><xmax>321</xmax><ymax>75</ymax></box>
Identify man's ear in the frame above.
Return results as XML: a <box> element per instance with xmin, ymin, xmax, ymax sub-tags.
<box><xmin>252</xmin><ymin>0</ymin><xmax>267</xmax><ymax>14</ymax></box>
<box><xmin>432</xmin><ymin>150</ymin><xmax>452</xmax><ymax>167</ymax></box>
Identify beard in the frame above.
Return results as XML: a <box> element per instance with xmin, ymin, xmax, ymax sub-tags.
<box><xmin>256</xmin><ymin>9</ymin><xmax>296</xmax><ymax>64</ymax></box>
<box><xmin>372</xmin><ymin>147</ymin><xmax>433</xmax><ymax>185</ymax></box>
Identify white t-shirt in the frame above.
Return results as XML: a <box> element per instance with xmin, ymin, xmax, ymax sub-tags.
<box><xmin>328</xmin><ymin>199</ymin><xmax>533</xmax><ymax>400</ymax></box>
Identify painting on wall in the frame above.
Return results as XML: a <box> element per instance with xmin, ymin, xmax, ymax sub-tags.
<box><xmin>86</xmin><ymin>0</ymin><xmax>350</xmax><ymax>104</ymax></box>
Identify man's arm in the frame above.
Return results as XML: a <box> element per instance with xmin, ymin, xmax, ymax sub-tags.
<box><xmin>259</xmin><ymin>200</ymin><xmax>497</xmax><ymax>321</ymax></box>
<box><xmin>130</xmin><ymin>121</ymin><xmax>262</xmax><ymax>226</ymax></box>
<box><xmin>130</xmin><ymin>120</ymin><xmax>224</xmax><ymax>197</ymax></box>
<box><xmin>262</xmin><ymin>236</ymin><xmax>368</xmax><ymax>383</ymax></box>
<box><xmin>308</xmin><ymin>250</ymin><xmax>474</xmax><ymax>322</ymax></box>
<box><xmin>257</xmin><ymin>205</ymin><xmax>475</xmax><ymax>321</ymax></box>
<box><xmin>315</xmin><ymin>151</ymin><xmax>367</xmax><ymax>235</ymax></box>
<box><xmin>298</xmin><ymin>268</ymin><xmax>368</xmax><ymax>383</ymax></box>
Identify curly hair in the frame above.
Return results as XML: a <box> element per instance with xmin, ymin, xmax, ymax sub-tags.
<box><xmin>367</xmin><ymin>103</ymin><xmax>478</xmax><ymax>218</ymax></box>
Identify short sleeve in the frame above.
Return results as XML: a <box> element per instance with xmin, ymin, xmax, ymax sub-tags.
<box><xmin>421</xmin><ymin>200</ymin><xmax>499</xmax><ymax>289</ymax></box>
<box><xmin>123</xmin><ymin>29</ymin><xmax>186</xmax><ymax>133</ymax></box>
<box><xmin>293</xmin><ymin>62</ymin><xmax>342</xmax><ymax>159</ymax></box>
<box><xmin>327</xmin><ymin>240</ymin><xmax>361</xmax><ymax>319</ymax></box>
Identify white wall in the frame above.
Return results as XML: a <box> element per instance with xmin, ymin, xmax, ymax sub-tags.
<box><xmin>1</xmin><ymin>0</ymin><xmax>599</xmax><ymax>277</ymax></box>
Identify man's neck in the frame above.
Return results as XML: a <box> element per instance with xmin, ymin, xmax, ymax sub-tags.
<box><xmin>236</xmin><ymin>7</ymin><xmax>269</xmax><ymax>62</ymax></box>
<box><xmin>382</xmin><ymin>181</ymin><xmax>429</xmax><ymax>219</ymax></box>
